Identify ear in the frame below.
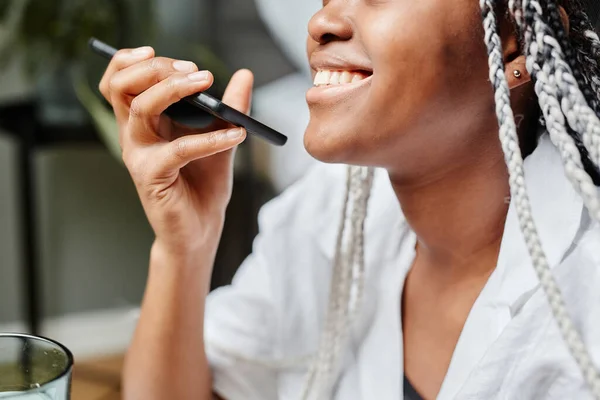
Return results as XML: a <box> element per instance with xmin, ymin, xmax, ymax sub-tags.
<box><xmin>499</xmin><ymin>12</ymin><xmax>532</xmax><ymax>90</ymax></box>
<box><xmin>504</xmin><ymin>54</ymin><xmax>530</xmax><ymax>90</ymax></box>
<box><xmin>502</xmin><ymin>5</ymin><xmax>569</xmax><ymax>90</ymax></box>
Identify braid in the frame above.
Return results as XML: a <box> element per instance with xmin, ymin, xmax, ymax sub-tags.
<box><xmin>519</xmin><ymin>0</ymin><xmax>600</xmax><ymax>220</ymax></box>
<box><xmin>545</xmin><ymin>1</ymin><xmax>600</xmax><ymax>183</ymax></box>
<box><xmin>301</xmin><ymin>167</ymin><xmax>352</xmax><ymax>400</ymax></box>
<box><xmin>527</xmin><ymin>1</ymin><xmax>600</xmax><ymax>170</ymax></box>
<box><xmin>302</xmin><ymin>165</ymin><xmax>374</xmax><ymax>400</ymax></box>
<box><xmin>568</xmin><ymin>2</ymin><xmax>600</xmax><ymax>94</ymax></box>
<box><xmin>482</xmin><ymin>0</ymin><xmax>600</xmax><ymax>396</ymax></box>
<box><xmin>549</xmin><ymin>1</ymin><xmax>600</xmax><ymax>113</ymax></box>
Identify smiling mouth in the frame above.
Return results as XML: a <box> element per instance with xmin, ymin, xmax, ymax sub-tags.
<box><xmin>313</xmin><ymin>69</ymin><xmax>373</xmax><ymax>87</ymax></box>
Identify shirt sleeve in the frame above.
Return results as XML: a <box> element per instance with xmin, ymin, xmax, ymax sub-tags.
<box><xmin>204</xmin><ymin>227</ymin><xmax>280</xmax><ymax>400</ymax></box>
<box><xmin>203</xmin><ymin>163</ymin><xmax>346</xmax><ymax>400</ymax></box>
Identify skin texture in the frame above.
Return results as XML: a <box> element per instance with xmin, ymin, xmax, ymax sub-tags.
<box><xmin>99</xmin><ymin>0</ymin><xmax>568</xmax><ymax>399</ymax></box>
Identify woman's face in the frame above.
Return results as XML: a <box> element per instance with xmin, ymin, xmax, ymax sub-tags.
<box><xmin>304</xmin><ymin>0</ymin><xmax>503</xmax><ymax>176</ymax></box>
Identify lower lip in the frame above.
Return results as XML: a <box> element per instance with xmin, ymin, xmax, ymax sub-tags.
<box><xmin>306</xmin><ymin>75</ymin><xmax>373</xmax><ymax>105</ymax></box>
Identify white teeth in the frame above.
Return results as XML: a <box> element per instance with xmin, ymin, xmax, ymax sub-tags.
<box><xmin>330</xmin><ymin>71</ymin><xmax>340</xmax><ymax>85</ymax></box>
<box><xmin>313</xmin><ymin>70</ymin><xmax>331</xmax><ymax>86</ymax></box>
<box><xmin>340</xmin><ymin>71</ymin><xmax>352</xmax><ymax>84</ymax></box>
<box><xmin>313</xmin><ymin>70</ymin><xmax>370</xmax><ymax>86</ymax></box>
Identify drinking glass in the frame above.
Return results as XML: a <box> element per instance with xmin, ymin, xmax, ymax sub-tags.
<box><xmin>0</xmin><ymin>334</ymin><xmax>73</xmax><ymax>399</ymax></box>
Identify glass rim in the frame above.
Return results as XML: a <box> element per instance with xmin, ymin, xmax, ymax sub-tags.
<box><xmin>0</xmin><ymin>333</ymin><xmax>74</xmax><ymax>390</ymax></box>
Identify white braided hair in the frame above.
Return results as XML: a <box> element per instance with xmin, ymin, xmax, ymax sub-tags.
<box><xmin>481</xmin><ymin>0</ymin><xmax>600</xmax><ymax>397</ymax></box>
<box><xmin>518</xmin><ymin>0</ymin><xmax>600</xmax><ymax>219</ymax></box>
<box><xmin>301</xmin><ymin>166</ymin><xmax>375</xmax><ymax>400</ymax></box>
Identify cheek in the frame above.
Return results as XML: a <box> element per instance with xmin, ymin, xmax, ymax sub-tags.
<box><xmin>367</xmin><ymin>3</ymin><xmax>492</xmax><ymax>133</ymax></box>
<box><xmin>305</xmin><ymin>93</ymin><xmax>374</xmax><ymax>164</ymax></box>
<box><xmin>363</xmin><ymin>14</ymin><xmax>452</xmax><ymax>138</ymax></box>
<box><xmin>304</xmin><ymin>0</ymin><xmax>496</xmax><ymax>166</ymax></box>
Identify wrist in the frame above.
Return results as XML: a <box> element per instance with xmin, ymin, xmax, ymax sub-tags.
<box><xmin>151</xmin><ymin>236</ymin><xmax>217</xmax><ymax>262</ymax></box>
<box><xmin>152</xmin><ymin>214</ymin><xmax>224</xmax><ymax>257</ymax></box>
<box><xmin>151</xmin><ymin>220</ymin><xmax>223</xmax><ymax>273</ymax></box>
<box><xmin>149</xmin><ymin>239</ymin><xmax>217</xmax><ymax>295</ymax></box>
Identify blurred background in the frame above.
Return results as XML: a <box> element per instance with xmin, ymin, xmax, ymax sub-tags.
<box><xmin>0</xmin><ymin>0</ymin><xmax>319</xmax><ymax>397</ymax></box>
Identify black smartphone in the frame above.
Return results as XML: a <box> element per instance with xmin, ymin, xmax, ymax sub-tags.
<box><xmin>89</xmin><ymin>38</ymin><xmax>287</xmax><ymax>146</ymax></box>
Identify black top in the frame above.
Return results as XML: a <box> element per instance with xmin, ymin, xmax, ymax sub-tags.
<box><xmin>404</xmin><ymin>375</ymin><xmax>425</xmax><ymax>400</ymax></box>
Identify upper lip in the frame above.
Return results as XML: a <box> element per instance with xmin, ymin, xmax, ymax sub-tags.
<box><xmin>309</xmin><ymin>50</ymin><xmax>373</xmax><ymax>74</ymax></box>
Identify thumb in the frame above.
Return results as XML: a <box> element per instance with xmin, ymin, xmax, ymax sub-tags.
<box><xmin>206</xmin><ymin>69</ymin><xmax>254</xmax><ymax>169</ymax></box>
<box><xmin>222</xmin><ymin>69</ymin><xmax>254</xmax><ymax>115</ymax></box>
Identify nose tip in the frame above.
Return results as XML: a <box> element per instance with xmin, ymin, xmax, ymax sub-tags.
<box><xmin>308</xmin><ymin>4</ymin><xmax>353</xmax><ymax>45</ymax></box>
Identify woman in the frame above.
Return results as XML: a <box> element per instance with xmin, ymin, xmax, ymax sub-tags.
<box><xmin>99</xmin><ymin>0</ymin><xmax>600</xmax><ymax>399</ymax></box>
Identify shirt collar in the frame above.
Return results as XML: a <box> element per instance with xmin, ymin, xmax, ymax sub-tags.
<box><xmin>436</xmin><ymin>134</ymin><xmax>585</xmax><ymax>400</ymax></box>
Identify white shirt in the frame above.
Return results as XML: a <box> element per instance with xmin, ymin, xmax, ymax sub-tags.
<box><xmin>204</xmin><ymin>135</ymin><xmax>600</xmax><ymax>399</ymax></box>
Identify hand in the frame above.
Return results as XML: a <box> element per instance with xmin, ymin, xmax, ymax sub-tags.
<box><xmin>99</xmin><ymin>46</ymin><xmax>253</xmax><ymax>253</ymax></box>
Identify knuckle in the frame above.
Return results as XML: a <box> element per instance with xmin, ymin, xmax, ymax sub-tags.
<box><xmin>129</xmin><ymin>97</ymin><xmax>145</xmax><ymax>119</ymax></box>
<box><xmin>205</xmin><ymin>131</ymin><xmax>219</xmax><ymax>148</ymax></box>
<box><xmin>108</xmin><ymin>75</ymin><xmax>122</xmax><ymax>94</ymax></box>
<box><xmin>147</xmin><ymin>185</ymin><xmax>173</xmax><ymax>204</ymax></box>
<box><xmin>166</xmin><ymin>74</ymin><xmax>185</xmax><ymax>90</ymax></box>
<box><xmin>147</xmin><ymin>57</ymin><xmax>167</xmax><ymax>72</ymax></box>
<box><xmin>166</xmin><ymin>75</ymin><xmax>179</xmax><ymax>90</ymax></box>
<box><xmin>172</xmin><ymin>139</ymin><xmax>188</xmax><ymax>160</ymax></box>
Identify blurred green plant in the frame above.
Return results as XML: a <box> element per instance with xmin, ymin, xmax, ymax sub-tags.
<box><xmin>0</xmin><ymin>0</ymin><xmax>230</xmax><ymax>161</ymax></box>
<box><xmin>0</xmin><ymin>0</ymin><xmax>133</xmax><ymax>74</ymax></box>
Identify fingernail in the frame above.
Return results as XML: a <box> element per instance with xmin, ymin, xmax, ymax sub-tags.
<box><xmin>173</xmin><ymin>60</ymin><xmax>196</xmax><ymax>72</ymax></box>
<box><xmin>132</xmin><ymin>46</ymin><xmax>153</xmax><ymax>56</ymax></box>
<box><xmin>187</xmin><ymin>71</ymin><xmax>209</xmax><ymax>81</ymax></box>
<box><xmin>226</xmin><ymin>128</ymin><xmax>243</xmax><ymax>139</ymax></box>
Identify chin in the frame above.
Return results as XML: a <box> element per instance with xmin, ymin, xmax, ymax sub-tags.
<box><xmin>303</xmin><ymin>118</ymin><xmax>355</xmax><ymax>164</ymax></box>
<box><xmin>304</xmin><ymin>116</ymin><xmax>387</xmax><ymax>167</ymax></box>
<box><xmin>304</xmin><ymin>75</ymin><xmax>376</xmax><ymax>164</ymax></box>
